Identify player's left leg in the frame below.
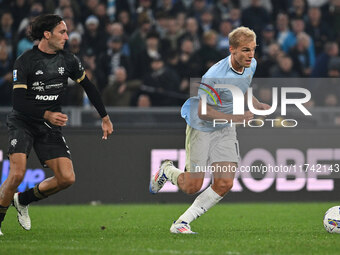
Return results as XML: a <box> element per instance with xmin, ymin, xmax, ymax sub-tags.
<box><xmin>150</xmin><ymin>160</ymin><xmax>204</xmax><ymax>194</ymax></box>
<box><xmin>17</xmin><ymin>157</ymin><xmax>75</xmax><ymax>202</ymax></box>
<box><xmin>13</xmin><ymin>157</ymin><xmax>75</xmax><ymax>230</ymax></box>
<box><xmin>171</xmin><ymin>162</ymin><xmax>236</xmax><ymax>234</ymax></box>
<box><xmin>0</xmin><ymin>153</ymin><xmax>28</xmax><ymax>233</ymax></box>
<box><xmin>35</xmin><ymin>157</ymin><xmax>75</xmax><ymax>195</ymax></box>
<box><xmin>13</xmin><ymin>124</ymin><xmax>74</xmax><ymax>230</ymax></box>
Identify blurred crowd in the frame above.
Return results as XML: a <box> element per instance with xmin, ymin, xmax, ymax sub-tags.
<box><xmin>0</xmin><ymin>0</ymin><xmax>340</xmax><ymax>108</ymax></box>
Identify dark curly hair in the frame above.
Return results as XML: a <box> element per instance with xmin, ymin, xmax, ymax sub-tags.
<box><xmin>29</xmin><ymin>14</ymin><xmax>63</xmax><ymax>41</ymax></box>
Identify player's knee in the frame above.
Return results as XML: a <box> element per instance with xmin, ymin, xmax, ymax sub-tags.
<box><xmin>9</xmin><ymin>158</ymin><xmax>26</xmax><ymax>186</ymax></box>
<box><xmin>213</xmin><ymin>179</ymin><xmax>233</xmax><ymax>196</ymax></box>
<box><xmin>57</xmin><ymin>173</ymin><xmax>75</xmax><ymax>189</ymax></box>
<box><xmin>9</xmin><ymin>172</ymin><xmax>25</xmax><ymax>186</ymax></box>
<box><xmin>183</xmin><ymin>182</ymin><xmax>202</xmax><ymax>195</ymax></box>
<box><xmin>186</xmin><ymin>187</ymin><xmax>200</xmax><ymax>195</ymax></box>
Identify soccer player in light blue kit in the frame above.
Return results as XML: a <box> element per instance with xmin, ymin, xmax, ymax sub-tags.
<box><xmin>150</xmin><ymin>27</ymin><xmax>270</xmax><ymax>234</ymax></box>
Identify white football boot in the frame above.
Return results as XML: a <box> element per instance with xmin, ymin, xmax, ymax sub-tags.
<box><xmin>0</xmin><ymin>228</ymin><xmax>3</xmax><ymax>236</ymax></box>
<box><xmin>170</xmin><ymin>221</ymin><xmax>197</xmax><ymax>234</ymax></box>
<box><xmin>13</xmin><ymin>193</ymin><xmax>31</xmax><ymax>230</ymax></box>
<box><xmin>149</xmin><ymin>160</ymin><xmax>173</xmax><ymax>194</ymax></box>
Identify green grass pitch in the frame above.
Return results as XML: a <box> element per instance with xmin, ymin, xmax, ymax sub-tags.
<box><xmin>1</xmin><ymin>202</ymin><xmax>340</xmax><ymax>255</ymax></box>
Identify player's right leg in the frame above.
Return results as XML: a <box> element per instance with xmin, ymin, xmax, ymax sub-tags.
<box><xmin>168</xmin><ymin>172</ymin><xmax>204</xmax><ymax>234</ymax></box>
<box><xmin>0</xmin><ymin>153</ymin><xmax>30</xmax><ymax>233</ymax></box>
<box><xmin>170</xmin><ymin>163</ymin><xmax>235</xmax><ymax>234</ymax></box>
<box><xmin>2</xmin><ymin>113</ymin><xmax>35</xmax><ymax>233</ymax></box>
<box><xmin>170</xmin><ymin>125</ymin><xmax>237</xmax><ymax>234</ymax></box>
<box><xmin>10</xmin><ymin>154</ymin><xmax>32</xmax><ymax>231</ymax></box>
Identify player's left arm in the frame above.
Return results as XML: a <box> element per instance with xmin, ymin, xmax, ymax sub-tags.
<box><xmin>247</xmin><ymin>59</ymin><xmax>270</xmax><ymax>110</ymax></box>
<box><xmin>244</xmin><ymin>92</ymin><xmax>271</xmax><ymax>110</ymax></box>
<box><xmin>79</xmin><ymin>76</ymin><xmax>114</xmax><ymax>140</ymax></box>
<box><xmin>68</xmin><ymin>53</ymin><xmax>113</xmax><ymax>139</ymax></box>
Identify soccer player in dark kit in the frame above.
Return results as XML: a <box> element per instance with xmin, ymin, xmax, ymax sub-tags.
<box><xmin>0</xmin><ymin>14</ymin><xmax>113</xmax><ymax>235</ymax></box>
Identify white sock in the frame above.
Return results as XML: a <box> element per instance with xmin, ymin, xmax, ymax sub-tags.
<box><xmin>177</xmin><ymin>186</ymin><xmax>223</xmax><ymax>224</ymax></box>
<box><xmin>164</xmin><ymin>164</ymin><xmax>182</xmax><ymax>186</ymax></box>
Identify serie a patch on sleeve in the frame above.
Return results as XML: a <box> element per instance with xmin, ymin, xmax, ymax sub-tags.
<box><xmin>13</xmin><ymin>69</ymin><xmax>17</xmax><ymax>81</ymax></box>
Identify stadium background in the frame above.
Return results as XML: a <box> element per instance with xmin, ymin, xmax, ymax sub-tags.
<box><xmin>0</xmin><ymin>0</ymin><xmax>340</xmax><ymax>204</ymax></box>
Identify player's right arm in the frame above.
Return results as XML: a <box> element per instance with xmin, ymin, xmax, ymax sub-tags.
<box><xmin>12</xmin><ymin>56</ymin><xmax>68</xmax><ymax>126</ymax></box>
<box><xmin>197</xmin><ymin>99</ymin><xmax>254</xmax><ymax>122</ymax></box>
<box><xmin>12</xmin><ymin>56</ymin><xmax>45</xmax><ymax>118</ymax></box>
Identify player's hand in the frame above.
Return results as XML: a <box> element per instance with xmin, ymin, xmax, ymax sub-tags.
<box><xmin>233</xmin><ymin>111</ymin><xmax>254</xmax><ymax>122</ymax></box>
<box><xmin>101</xmin><ymin>115</ymin><xmax>113</xmax><ymax>140</ymax></box>
<box><xmin>43</xmin><ymin>111</ymin><xmax>68</xmax><ymax>126</ymax></box>
<box><xmin>256</xmin><ymin>103</ymin><xmax>271</xmax><ymax>110</ymax></box>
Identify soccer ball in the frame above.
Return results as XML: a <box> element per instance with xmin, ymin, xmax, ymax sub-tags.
<box><xmin>323</xmin><ymin>206</ymin><xmax>340</xmax><ymax>233</ymax></box>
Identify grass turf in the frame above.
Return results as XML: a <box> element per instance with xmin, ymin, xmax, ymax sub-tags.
<box><xmin>0</xmin><ymin>202</ymin><xmax>340</xmax><ymax>255</ymax></box>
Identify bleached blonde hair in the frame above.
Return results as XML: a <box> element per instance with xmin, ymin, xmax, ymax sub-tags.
<box><xmin>228</xmin><ymin>26</ymin><xmax>256</xmax><ymax>48</ymax></box>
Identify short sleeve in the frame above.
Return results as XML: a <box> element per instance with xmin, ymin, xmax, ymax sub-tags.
<box><xmin>198</xmin><ymin>77</ymin><xmax>218</xmax><ymax>105</ymax></box>
<box><xmin>68</xmin><ymin>54</ymin><xmax>85</xmax><ymax>83</ymax></box>
<box><xmin>13</xmin><ymin>57</ymin><xmax>28</xmax><ymax>88</ymax></box>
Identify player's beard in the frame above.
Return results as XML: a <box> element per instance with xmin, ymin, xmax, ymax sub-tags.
<box><xmin>57</xmin><ymin>41</ymin><xmax>66</xmax><ymax>50</ymax></box>
<box><xmin>50</xmin><ymin>41</ymin><xmax>65</xmax><ymax>52</ymax></box>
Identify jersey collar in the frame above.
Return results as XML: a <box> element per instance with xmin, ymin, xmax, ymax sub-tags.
<box><xmin>228</xmin><ymin>55</ymin><xmax>245</xmax><ymax>75</ymax></box>
<box><xmin>34</xmin><ymin>45</ymin><xmax>59</xmax><ymax>57</ymax></box>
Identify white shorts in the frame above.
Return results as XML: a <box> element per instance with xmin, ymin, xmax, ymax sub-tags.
<box><xmin>185</xmin><ymin>125</ymin><xmax>240</xmax><ymax>172</ymax></box>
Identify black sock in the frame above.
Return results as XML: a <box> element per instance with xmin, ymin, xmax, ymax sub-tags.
<box><xmin>18</xmin><ymin>184</ymin><xmax>48</xmax><ymax>206</ymax></box>
<box><xmin>0</xmin><ymin>205</ymin><xmax>9</xmax><ymax>227</ymax></box>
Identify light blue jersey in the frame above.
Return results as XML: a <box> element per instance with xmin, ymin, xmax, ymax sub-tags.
<box><xmin>181</xmin><ymin>55</ymin><xmax>257</xmax><ymax>132</ymax></box>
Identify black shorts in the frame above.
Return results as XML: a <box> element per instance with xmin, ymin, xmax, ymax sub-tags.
<box><xmin>7</xmin><ymin>110</ymin><xmax>71</xmax><ymax>167</ymax></box>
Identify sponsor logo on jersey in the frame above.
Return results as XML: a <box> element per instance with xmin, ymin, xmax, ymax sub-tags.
<box><xmin>35</xmin><ymin>70</ymin><xmax>43</xmax><ymax>75</ymax></box>
<box><xmin>13</xmin><ymin>70</ymin><xmax>17</xmax><ymax>81</ymax></box>
<box><xmin>32</xmin><ymin>81</ymin><xmax>45</xmax><ymax>91</ymax></box>
<box><xmin>58</xmin><ymin>67</ymin><xmax>65</xmax><ymax>75</ymax></box>
<box><xmin>33</xmin><ymin>81</ymin><xmax>45</xmax><ymax>86</ymax></box>
<box><xmin>32</xmin><ymin>86</ymin><xmax>45</xmax><ymax>92</ymax></box>
<box><xmin>35</xmin><ymin>95</ymin><xmax>59</xmax><ymax>101</ymax></box>
<box><xmin>45</xmin><ymin>83</ymin><xmax>63</xmax><ymax>89</ymax></box>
